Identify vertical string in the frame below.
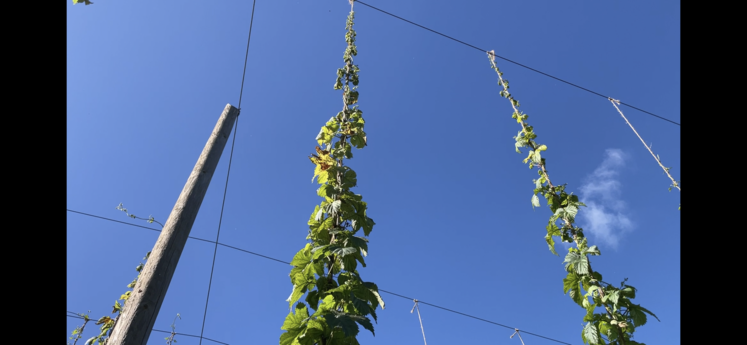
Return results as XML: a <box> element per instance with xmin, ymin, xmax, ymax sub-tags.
<box><xmin>608</xmin><ymin>97</ymin><xmax>680</xmax><ymax>191</ymax></box>
<box><xmin>511</xmin><ymin>328</ymin><xmax>527</xmax><ymax>345</ymax></box>
<box><xmin>411</xmin><ymin>299</ymin><xmax>428</xmax><ymax>345</ymax></box>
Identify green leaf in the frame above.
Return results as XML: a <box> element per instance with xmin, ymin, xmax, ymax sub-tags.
<box><xmin>315</xmin><ymin>295</ymin><xmax>337</xmax><ymax>314</ymax></box>
<box><xmin>326</xmin><ymin>200</ymin><xmax>342</xmax><ymax>217</ymax></box>
<box><xmin>306</xmin><ymin>317</ymin><xmax>327</xmax><ymax>333</ymax></box>
<box><xmin>361</xmin><ymin>217</ymin><xmax>375</xmax><ymax>236</ymax></box>
<box><xmin>637</xmin><ymin>305</ymin><xmax>660</xmax><ymax>322</ymax></box>
<box><xmin>554</xmin><ymin>207</ymin><xmax>567</xmax><ymax>219</ymax></box>
<box><xmin>353</xmin><ymin>250</ymin><xmax>367</xmax><ymax>267</ymax></box>
<box><xmin>563</xmin><ymin>272</ymin><xmax>584</xmax><ymax>307</ymax></box>
<box><xmin>279</xmin><ymin>328</ymin><xmax>303</xmax><ymax>345</ymax></box>
<box><xmin>545</xmin><ymin>233</ymin><xmax>557</xmax><ymax>255</ymax></box>
<box><xmin>342</xmin><ymin>169</ymin><xmax>358</xmax><ymax>188</ymax></box>
<box><xmin>606</xmin><ymin>290</ymin><xmax>620</xmax><ymax>307</ymax></box>
<box><xmin>282</xmin><ymin>303</ymin><xmax>309</xmax><ymax>330</ymax></box>
<box><xmin>324</xmin><ymin>311</ymin><xmax>360</xmax><ymax>338</ymax></box>
<box><xmin>340</xmin><ymin>200</ymin><xmax>356</xmax><ymax>217</ymax></box>
<box><xmin>545</xmin><ymin>222</ymin><xmax>560</xmax><ymax>255</ymax></box>
<box><xmin>344</xmin><ymin>143</ymin><xmax>353</xmax><ymax>158</ymax></box>
<box><xmin>308</xmin><ymin>206</ymin><xmax>321</xmax><ymax>231</ymax></box>
<box><xmin>523</xmin><ymin>151</ymin><xmax>534</xmax><ymax>164</ymax></box>
<box><xmin>620</xmin><ymin>286</ymin><xmax>636</xmax><ymax>299</ymax></box>
<box><xmin>350</xmin><ymin>294</ymin><xmax>372</xmax><ymax>315</ymax></box>
<box><xmin>585</xmin><ymin>245</ymin><xmax>600</xmax><ymax>256</ymax></box>
<box><xmin>342</xmin><ymin>254</ymin><xmax>358</xmax><ymax>271</ymax></box>
<box><xmin>586</xmin><ymin>285</ymin><xmax>600</xmax><ymax>298</ymax></box>
<box><xmin>628</xmin><ymin>305</ymin><xmax>648</xmax><ymax>327</ymax></box>
<box><xmin>346</xmin><ymin>236</ymin><xmax>369</xmax><ymax>256</ymax></box>
<box><xmin>316</xmin><ymin>126</ymin><xmax>335</xmax><ymax>146</ymax></box>
<box><xmin>350</xmin><ymin>135</ymin><xmax>365</xmax><ymax>149</ymax></box>
<box><xmin>370</xmin><ymin>291</ymin><xmax>385</xmax><ymax>310</ymax></box>
<box><xmin>312</xmin><ymin>245</ymin><xmax>331</xmax><ymax>260</ymax></box>
<box><xmin>332</xmin><ymin>247</ymin><xmax>358</xmax><ymax>257</ymax></box>
<box><xmin>532</xmin><ymin>150</ymin><xmax>542</xmax><ymax>164</ymax></box>
<box><xmin>369</xmin><ymin>307</ymin><xmax>378</xmax><ymax>324</ymax></box>
<box><xmin>291</xmin><ymin>245</ymin><xmax>313</xmax><ymax>267</ymax></box>
<box><xmin>305</xmin><ymin>290</ymin><xmax>321</xmax><ymax>310</ymax></box>
<box><xmin>297</xmin><ymin>328</ymin><xmax>323</xmax><ymax>345</ymax></box>
<box><xmin>315</xmin><ymin>206</ymin><xmax>326</xmax><ymax>222</ymax></box>
<box><xmin>583</xmin><ymin>301</ymin><xmax>596</xmax><ymax>322</ymax></box>
<box><xmin>355</xmin><ymin>316</ymin><xmax>375</xmax><ymax>336</ymax></box>
<box><xmin>565</xmin><ymin>205</ymin><xmax>579</xmax><ymax>221</ymax></box>
<box><xmin>317</xmin><ymin>185</ymin><xmax>336</xmax><ymax>199</ymax></box>
<box><xmin>582</xmin><ymin>322</ymin><xmax>599</xmax><ymax>345</ymax></box>
<box><xmin>564</xmin><ymin>251</ymin><xmax>589</xmax><ymax>275</ymax></box>
<box><xmin>286</xmin><ymin>284</ymin><xmax>307</xmax><ymax>310</ymax></box>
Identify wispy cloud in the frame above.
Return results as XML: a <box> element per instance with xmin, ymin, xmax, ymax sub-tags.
<box><xmin>577</xmin><ymin>149</ymin><xmax>634</xmax><ymax>249</ymax></box>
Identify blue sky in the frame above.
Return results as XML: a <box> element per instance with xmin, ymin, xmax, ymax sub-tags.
<box><xmin>67</xmin><ymin>1</ymin><xmax>680</xmax><ymax>344</ymax></box>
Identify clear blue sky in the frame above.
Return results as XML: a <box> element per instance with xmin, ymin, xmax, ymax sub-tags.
<box><xmin>67</xmin><ymin>1</ymin><xmax>680</xmax><ymax>344</ymax></box>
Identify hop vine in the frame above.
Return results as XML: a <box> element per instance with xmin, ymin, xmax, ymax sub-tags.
<box><xmin>68</xmin><ymin>252</ymin><xmax>152</xmax><ymax>345</ymax></box>
<box><xmin>487</xmin><ymin>51</ymin><xmax>658</xmax><ymax>345</ymax></box>
<box><xmin>279</xmin><ymin>2</ymin><xmax>384</xmax><ymax>345</ymax></box>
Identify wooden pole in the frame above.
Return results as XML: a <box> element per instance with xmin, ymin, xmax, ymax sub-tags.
<box><xmin>107</xmin><ymin>104</ymin><xmax>240</xmax><ymax>345</ymax></box>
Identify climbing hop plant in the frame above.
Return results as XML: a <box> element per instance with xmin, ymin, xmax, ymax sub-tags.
<box><xmin>280</xmin><ymin>2</ymin><xmax>384</xmax><ymax>345</ymax></box>
<box><xmin>68</xmin><ymin>252</ymin><xmax>151</xmax><ymax>345</ymax></box>
<box><xmin>487</xmin><ymin>51</ymin><xmax>658</xmax><ymax>345</ymax></box>
<box><xmin>68</xmin><ymin>311</ymin><xmax>91</xmax><ymax>345</ymax></box>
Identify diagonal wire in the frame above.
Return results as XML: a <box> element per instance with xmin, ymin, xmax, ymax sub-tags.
<box><xmin>197</xmin><ymin>116</ymin><xmax>239</xmax><ymax>345</ymax></box>
<box><xmin>608</xmin><ymin>97</ymin><xmax>680</xmax><ymax>190</ymax></box>
<box><xmin>67</xmin><ymin>209</ymin><xmax>290</xmax><ymax>262</ymax></box>
<box><xmin>66</xmin><ymin>209</ymin><xmax>217</xmax><ymax>244</ymax></box>
<box><xmin>511</xmin><ymin>328</ymin><xmax>528</xmax><ymax>345</ymax></box>
<box><xmin>237</xmin><ymin>0</ymin><xmax>258</xmax><ymax>111</ymax></box>
<box><xmin>379</xmin><ymin>290</ymin><xmax>573</xmax><ymax>345</ymax></box>
<box><xmin>68</xmin><ymin>209</ymin><xmax>577</xmax><ymax>345</ymax></box>
<box><xmin>65</xmin><ymin>313</ymin><xmax>230</xmax><ymax>345</ymax></box>
<box><xmin>355</xmin><ymin>0</ymin><xmax>679</xmax><ymax>126</ymax></box>
<box><xmin>198</xmin><ymin>2</ymin><xmax>256</xmax><ymax>344</ymax></box>
<box><xmin>198</xmin><ymin>112</ymin><xmax>239</xmax><ymax>344</ymax></box>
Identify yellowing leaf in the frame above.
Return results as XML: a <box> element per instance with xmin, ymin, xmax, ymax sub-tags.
<box><xmin>309</xmin><ymin>147</ymin><xmax>336</xmax><ymax>183</ymax></box>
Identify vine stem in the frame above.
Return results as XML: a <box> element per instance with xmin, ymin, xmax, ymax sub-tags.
<box><xmin>585</xmin><ymin>260</ymin><xmax>626</xmax><ymax>344</ymax></box>
<box><xmin>71</xmin><ymin>315</ymin><xmax>90</xmax><ymax>345</ymax></box>
<box><xmin>323</xmin><ymin>4</ymin><xmax>355</xmax><ymax>344</ymax></box>
<box><xmin>488</xmin><ymin>51</ymin><xmax>627</xmax><ymax>345</ymax></box>
<box><xmin>608</xmin><ymin>98</ymin><xmax>680</xmax><ymax>191</ymax></box>
<box><xmin>487</xmin><ymin>51</ymin><xmax>554</xmax><ymax>190</ymax></box>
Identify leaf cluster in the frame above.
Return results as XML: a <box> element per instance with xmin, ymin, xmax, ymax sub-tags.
<box><xmin>282</xmin><ymin>7</ymin><xmax>383</xmax><ymax>345</ymax></box>
<box><xmin>68</xmin><ymin>252</ymin><xmax>151</xmax><ymax>345</ymax></box>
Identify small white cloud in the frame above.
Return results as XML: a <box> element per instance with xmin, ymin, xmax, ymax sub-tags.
<box><xmin>578</xmin><ymin>149</ymin><xmax>634</xmax><ymax>249</ymax></box>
